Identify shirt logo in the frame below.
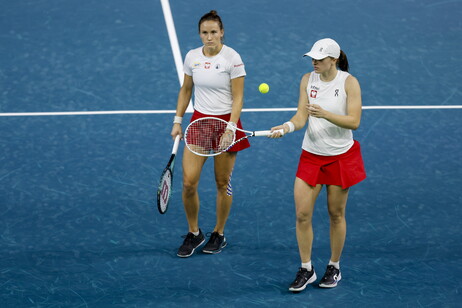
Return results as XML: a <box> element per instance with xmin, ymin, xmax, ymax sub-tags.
<box><xmin>335</xmin><ymin>89</ymin><xmax>339</xmax><ymax>97</ymax></box>
<box><xmin>310</xmin><ymin>90</ymin><xmax>318</xmax><ymax>98</ymax></box>
<box><xmin>193</xmin><ymin>62</ymin><xmax>201</xmax><ymax>68</ymax></box>
<box><xmin>204</xmin><ymin>62</ymin><xmax>211</xmax><ymax>69</ymax></box>
<box><xmin>215</xmin><ymin>64</ymin><xmax>221</xmax><ymax>69</ymax></box>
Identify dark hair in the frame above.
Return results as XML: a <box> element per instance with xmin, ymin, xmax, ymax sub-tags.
<box><xmin>198</xmin><ymin>10</ymin><xmax>224</xmax><ymax>32</ymax></box>
<box><xmin>337</xmin><ymin>50</ymin><xmax>349</xmax><ymax>72</ymax></box>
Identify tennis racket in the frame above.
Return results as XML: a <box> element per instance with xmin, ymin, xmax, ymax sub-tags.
<box><xmin>157</xmin><ymin>135</ymin><xmax>181</xmax><ymax>214</ymax></box>
<box><xmin>184</xmin><ymin>117</ymin><xmax>283</xmax><ymax>157</ymax></box>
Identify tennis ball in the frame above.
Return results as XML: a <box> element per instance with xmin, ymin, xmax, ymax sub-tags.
<box><xmin>259</xmin><ymin>83</ymin><xmax>270</xmax><ymax>94</ymax></box>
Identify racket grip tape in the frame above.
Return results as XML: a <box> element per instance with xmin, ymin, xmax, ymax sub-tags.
<box><xmin>254</xmin><ymin>129</ymin><xmax>284</xmax><ymax>137</ymax></box>
<box><xmin>172</xmin><ymin>135</ymin><xmax>181</xmax><ymax>154</ymax></box>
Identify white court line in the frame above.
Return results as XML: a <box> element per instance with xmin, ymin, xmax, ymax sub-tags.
<box><xmin>0</xmin><ymin>106</ymin><xmax>461</xmax><ymax>117</ymax></box>
<box><xmin>0</xmin><ymin>110</ymin><xmax>176</xmax><ymax>117</ymax></box>
<box><xmin>362</xmin><ymin>105</ymin><xmax>462</xmax><ymax>110</ymax></box>
<box><xmin>4</xmin><ymin>2</ymin><xmax>460</xmax><ymax>118</ymax></box>
<box><xmin>245</xmin><ymin>105</ymin><xmax>462</xmax><ymax>112</ymax></box>
<box><xmin>158</xmin><ymin>2</ymin><xmax>461</xmax><ymax>115</ymax></box>
<box><xmin>160</xmin><ymin>0</ymin><xmax>193</xmax><ymax>113</ymax></box>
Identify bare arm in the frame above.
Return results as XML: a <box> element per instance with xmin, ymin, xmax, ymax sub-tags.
<box><xmin>216</xmin><ymin>76</ymin><xmax>245</xmax><ymax>147</ymax></box>
<box><xmin>269</xmin><ymin>73</ymin><xmax>310</xmax><ymax>136</ymax></box>
<box><xmin>171</xmin><ymin>74</ymin><xmax>193</xmax><ymax>138</ymax></box>
<box><xmin>288</xmin><ymin>73</ymin><xmax>310</xmax><ymax>130</ymax></box>
<box><xmin>229</xmin><ymin>76</ymin><xmax>245</xmax><ymax>124</ymax></box>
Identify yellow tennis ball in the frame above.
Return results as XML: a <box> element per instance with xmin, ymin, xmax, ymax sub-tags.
<box><xmin>259</xmin><ymin>83</ymin><xmax>270</xmax><ymax>94</ymax></box>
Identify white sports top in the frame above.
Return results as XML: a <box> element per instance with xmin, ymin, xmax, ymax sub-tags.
<box><xmin>183</xmin><ymin>45</ymin><xmax>246</xmax><ymax>115</ymax></box>
<box><xmin>302</xmin><ymin>70</ymin><xmax>354</xmax><ymax>156</ymax></box>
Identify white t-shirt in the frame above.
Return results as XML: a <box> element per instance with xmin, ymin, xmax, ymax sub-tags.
<box><xmin>183</xmin><ymin>45</ymin><xmax>246</xmax><ymax>115</ymax></box>
<box><xmin>302</xmin><ymin>70</ymin><xmax>354</xmax><ymax>156</ymax></box>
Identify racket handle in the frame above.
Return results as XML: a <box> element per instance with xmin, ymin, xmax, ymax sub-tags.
<box><xmin>172</xmin><ymin>135</ymin><xmax>181</xmax><ymax>154</ymax></box>
<box><xmin>254</xmin><ymin>129</ymin><xmax>284</xmax><ymax>137</ymax></box>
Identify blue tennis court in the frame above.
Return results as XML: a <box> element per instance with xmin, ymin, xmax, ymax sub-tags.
<box><xmin>1</xmin><ymin>0</ymin><xmax>461</xmax><ymax>307</ymax></box>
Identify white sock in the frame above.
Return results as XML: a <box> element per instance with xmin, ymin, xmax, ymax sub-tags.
<box><xmin>301</xmin><ymin>261</ymin><xmax>312</xmax><ymax>271</ymax></box>
<box><xmin>192</xmin><ymin>230</ymin><xmax>200</xmax><ymax>236</ymax></box>
<box><xmin>329</xmin><ymin>260</ymin><xmax>340</xmax><ymax>270</ymax></box>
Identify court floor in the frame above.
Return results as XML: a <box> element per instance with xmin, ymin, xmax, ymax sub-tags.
<box><xmin>1</xmin><ymin>0</ymin><xmax>461</xmax><ymax>307</ymax></box>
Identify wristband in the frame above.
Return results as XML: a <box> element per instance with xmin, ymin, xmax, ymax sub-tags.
<box><xmin>173</xmin><ymin>116</ymin><xmax>183</xmax><ymax>124</ymax></box>
<box><xmin>226</xmin><ymin>122</ymin><xmax>237</xmax><ymax>133</ymax></box>
<box><xmin>284</xmin><ymin>121</ymin><xmax>295</xmax><ymax>133</ymax></box>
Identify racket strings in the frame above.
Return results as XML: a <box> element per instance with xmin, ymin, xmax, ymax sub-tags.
<box><xmin>158</xmin><ymin>169</ymin><xmax>172</xmax><ymax>213</ymax></box>
<box><xmin>185</xmin><ymin>118</ymin><xmax>234</xmax><ymax>155</ymax></box>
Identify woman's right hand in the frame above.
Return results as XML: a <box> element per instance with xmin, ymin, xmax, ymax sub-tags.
<box><xmin>171</xmin><ymin>123</ymin><xmax>183</xmax><ymax>140</ymax></box>
<box><xmin>268</xmin><ymin>124</ymin><xmax>286</xmax><ymax>138</ymax></box>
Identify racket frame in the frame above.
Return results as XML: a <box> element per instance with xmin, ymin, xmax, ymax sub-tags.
<box><xmin>184</xmin><ymin>117</ymin><xmax>282</xmax><ymax>157</ymax></box>
<box><xmin>157</xmin><ymin>135</ymin><xmax>181</xmax><ymax>214</ymax></box>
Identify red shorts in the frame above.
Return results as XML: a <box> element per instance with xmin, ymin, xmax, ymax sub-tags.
<box><xmin>296</xmin><ymin>140</ymin><xmax>366</xmax><ymax>189</ymax></box>
<box><xmin>190</xmin><ymin>110</ymin><xmax>250</xmax><ymax>153</ymax></box>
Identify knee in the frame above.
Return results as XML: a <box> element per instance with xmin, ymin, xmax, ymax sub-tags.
<box><xmin>214</xmin><ymin>176</ymin><xmax>230</xmax><ymax>192</ymax></box>
<box><xmin>182</xmin><ymin>180</ymin><xmax>198</xmax><ymax>196</ymax></box>
<box><xmin>328</xmin><ymin>209</ymin><xmax>345</xmax><ymax>225</ymax></box>
<box><xmin>296</xmin><ymin>210</ymin><xmax>312</xmax><ymax>224</ymax></box>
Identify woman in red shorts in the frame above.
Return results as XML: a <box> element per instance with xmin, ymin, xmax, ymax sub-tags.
<box><xmin>270</xmin><ymin>38</ymin><xmax>366</xmax><ymax>291</ymax></box>
<box><xmin>170</xmin><ymin>11</ymin><xmax>249</xmax><ymax>258</ymax></box>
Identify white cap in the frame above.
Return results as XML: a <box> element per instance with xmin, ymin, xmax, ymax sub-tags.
<box><xmin>304</xmin><ymin>38</ymin><xmax>341</xmax><ymax>60</ymax></box>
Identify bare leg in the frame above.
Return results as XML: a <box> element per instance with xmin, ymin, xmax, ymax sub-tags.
<box><xmin>182</xmin><ymin>147</ymin><xmax>207</xmax><ymax>233</ymax></box>
<box><xmin>326</xmin><ymin>185</ymin><xmax>349</xmax><ymax>262</ymax></box>
<box><xmin>294</xmin><ymin>178</ymin><xmax>323</xmax><ymax>263</ymax></box>
<box><xmin>212</xmin><ymin>152</ymin><xmax>237</xmax><ymax>234</ymax></box>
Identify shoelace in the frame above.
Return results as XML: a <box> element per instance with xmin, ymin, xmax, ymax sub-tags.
<box><xmin>325</xmin><ymin>265</ymin><xmax>338</xmax><ymax>277</ymax></box>
<box><xmin>206</xmin><ymin>232</ymin><xmax>220</xmax><ymax>244</ymax></box>
<box><xmin>181</xmin><ymin>232</ymin><xmax>196</xmax><ymax>244</ymax></box>
<box><xmin>295</xmin><ymin>268</ymin><xmax>309</xmax><ymax>283</ymax></box>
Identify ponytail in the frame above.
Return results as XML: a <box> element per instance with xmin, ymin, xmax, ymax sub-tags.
<box><xmin>337</xmin><ymin>50</ymin><xmax>349</xmax><ymax>72</ymax></box>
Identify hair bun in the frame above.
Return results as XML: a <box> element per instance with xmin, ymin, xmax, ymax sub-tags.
<box><xmin>198</xmin><ymin>10</ymin><xmax>224</xmax><ymax>33</ymax></box>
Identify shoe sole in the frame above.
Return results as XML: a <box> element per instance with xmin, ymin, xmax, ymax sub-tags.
<box><xmin>289</xmin><ymin>272</ymin><xmax>317</xmax><ymax>292</ymax></box>
<box><xmin>176</xmin><ymin>238</ymin><xmax>205</xmax><ymax>258</ymax></box>
<box><xmin>202</xmin><ymin>241</ymin><xmax>227</xmax><ymax>254</ymax></box>
<box><xmin>319</xmin><ymin>273</ymin><xmax>342</xmax><ymax>288</ymax></box>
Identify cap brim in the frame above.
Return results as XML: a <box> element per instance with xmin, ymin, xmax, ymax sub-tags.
<box><xmin>303</xmin><ymin>51</ymin><xmax>327</xmax><ymax>60</ymax></box>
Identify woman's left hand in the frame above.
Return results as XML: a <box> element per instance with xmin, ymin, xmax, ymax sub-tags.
<box><xmin>306</xmin><ymin>104</ymin><xmax>326</xmax><ymax>118</ymax></box>
<box><xmin>219</xmin><ymin>130</ymin><xmax>234</xmax><ymax>151</ymax></box>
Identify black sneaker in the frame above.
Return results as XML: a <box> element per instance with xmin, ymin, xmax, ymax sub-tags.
<box><xmin>177</xmin><ymin>229</ymin><xmax>205</xmax><ymax>258</ymax></box>
<box><xmin>319</xmin><ymin>265</ymin><xmax>342</xmax><ymax>288</ymax></box>
<box><xmin>289</xmin><ymin>267</ymin><xmax>317</xmax><ymax>292</ymax></box>
<box><xmin>202</xmin><ymin>232</ymin><xmax>227</xmax><ymax>254</ymax></box>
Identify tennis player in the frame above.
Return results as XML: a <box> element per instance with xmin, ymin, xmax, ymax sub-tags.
<box><xmin>270</xmin><ymin>38</ymin><xmax>366</xmax><ymax>291</ymax></box>
<box><xmin>170</xmin><ymin>10</ymin><xmax>249</xmax><ymax>257</ymax></box>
